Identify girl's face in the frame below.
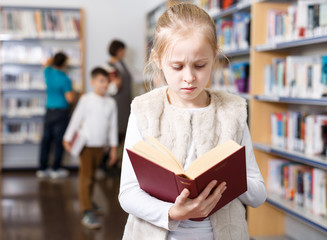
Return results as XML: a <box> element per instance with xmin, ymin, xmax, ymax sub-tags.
<box><xmin>160</xmin><ymin>33</ymin><xmax>216</xmax><ymax>108</ymax></box>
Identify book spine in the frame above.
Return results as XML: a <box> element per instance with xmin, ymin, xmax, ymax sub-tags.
<box><xmin>174</xmin><ymin>174</ymin><xmax>198</xmax><ymax>199</ymax></box>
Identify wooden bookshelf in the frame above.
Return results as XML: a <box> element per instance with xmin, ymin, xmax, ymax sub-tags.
<box><xmin>248</xmin><ymin>1</ymin><xmax>327</xmax><ymax>239</ymax></box>
<box><xmin>0</xmin><ymin>6</ymin><xmax>85</xmax><ymax>169</ymax></box>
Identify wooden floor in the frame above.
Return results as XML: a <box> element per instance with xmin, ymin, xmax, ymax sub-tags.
<box><xmin>1</xmin><ymin>170</ymin><xmax>128</xmax><ymax>240</ymax></box>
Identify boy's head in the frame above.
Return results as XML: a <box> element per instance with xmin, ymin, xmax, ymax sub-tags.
<box><xmin>91</xmin><ymin>67</ymin><xmax>110</xmax><ymax>96</ymax></box>
<box><xmin>52</xmin><ymin>52</ymin><xmax>68</xmax><ymax>68</ymax></box>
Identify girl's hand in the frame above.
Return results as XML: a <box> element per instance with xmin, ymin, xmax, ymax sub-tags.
<box><xmin>168</xmin><ymin>180</ymin><xmax>227</xmax><ymax>221</ymax></box>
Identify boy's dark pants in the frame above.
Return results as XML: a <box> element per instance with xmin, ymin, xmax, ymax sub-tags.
<box><xmin>79</xmin><ymin>147</ymin><xmax>104</xmax><ymax>212</ymax></box>
<box><xmin>39</xmin><ymin>109</ymin><xmax>69</xmax><ymax>171</ymax></box>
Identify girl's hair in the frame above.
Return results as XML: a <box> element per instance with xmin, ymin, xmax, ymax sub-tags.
<box><xmin>144</xmin><ymin>3</ymin><xmax>218</xmax><ymax>87</ymax></box>
<box><xmin>108</xmin><ymin>40</ymin><xmax>126</xmax><ymax>57</ymax></box>
<box><xmin>52</xmin><ymin>52</ymin><xmax>68</xmax><ymax>68</ymax></box>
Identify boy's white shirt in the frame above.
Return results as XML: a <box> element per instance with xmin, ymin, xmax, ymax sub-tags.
<box><xmin>63</xmin><ymin>92</ymin><xmax>118</xmax><ymax>147</ymax></box>
<box><xmin>119</xmin><ymin>110</ymin><xmax>265</xmax><ymax>235</ymax></box>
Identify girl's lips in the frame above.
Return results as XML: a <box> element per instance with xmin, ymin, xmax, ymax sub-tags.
<box><xmin>181</xmin><ymin>87</ymin><xmax>196</xmax><ymax>93</ymax></box>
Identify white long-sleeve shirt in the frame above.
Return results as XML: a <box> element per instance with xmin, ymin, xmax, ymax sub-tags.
<box><xmin>119</xmin><ymin>109</ymin><xmax>266</xmax><ymax>238</ymax></box>
<box><xmin>64</xmin><ymin>92</ymin><xmax>118</xmax><ymax>147</ymax></box>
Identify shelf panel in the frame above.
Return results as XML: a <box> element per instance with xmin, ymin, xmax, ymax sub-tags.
<box><xmin>251</xmin><ymin>236</ymin><xmax>293</xmax><ymax>240</ymax></box>
<box><xmin>1</xmin><ymin>89</ymin><xmax>46</xmax><ymax>93</ymax></box>
<box><xmin>0</xmin><ymin>63</ymin><xmax>81</xmax><ymax>68</ymax></box>
<box><xmin>220</xmin><ymin>48</ymin><xmax>250</xmax><ymax>57</ymax></box>
<box><xmin>266</xmin><ymin>192</ymin><xmax>327</xmax><ymax>233</ymax></box>
<box><xmin>1</xmin><ymin>5</ymin><xmax>80</xmax><ymax>11</ymax></box>
<box><xmin>1</xmin><ymin>114</ymin><xmax>45</xmax><ymax>119</ymax></box>
<box><xmin>253</xmin><ymin>142</ymin><xmax>327</xmax><ymax>171</ymax></box>
<box><xmin>255</xmin><ymin>35</ymin><xmax>327</xmax><ymax>52</ymax></box>
<box><xmin>210</xmin><ymin>1</ymin><xmax>251</xmax><ymax>19</ymax></box>
<box><xmin>0</xmin><ymin>36</ymin><xmax>80</xmax><ymax>42</ymax></box>
<box><xmin>254</xmin><ymin>95</ymin><xmax>327</xmax><ymax>106</ymax></box>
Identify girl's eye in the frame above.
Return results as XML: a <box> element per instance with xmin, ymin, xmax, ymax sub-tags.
<box><xmin>195</xmin><ymin>64</ymin><xmax>205</xmax><ymax>69</ymax></box>
<box><xmin>172</xmin><ymin>65</ymin><xmax>182</xmax><ymax>70</ymax></box>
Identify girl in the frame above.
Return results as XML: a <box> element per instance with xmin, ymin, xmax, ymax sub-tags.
<box><xmin>119</xmin><ymin>3</ymin><xmax>266</xmax><ymax>240</ymax></box>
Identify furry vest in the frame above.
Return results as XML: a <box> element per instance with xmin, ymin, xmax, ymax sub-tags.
<box><xmin>123</xmin><ymin>86</ymin><xmax>249</xmax><ymax>240</ymax></box>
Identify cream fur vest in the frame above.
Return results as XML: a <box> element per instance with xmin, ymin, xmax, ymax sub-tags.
<box><xmin>123</xmin><ymin>86</ymin><xmax>249</xmax><ymax>240</ymax></box>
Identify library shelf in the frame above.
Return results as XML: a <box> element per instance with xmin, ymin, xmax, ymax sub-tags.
<box><xmin>255</xmin><ymin>35</ymin><xmax>327</xmax><ymax>52</ymax></box>
<box><xmin>0</xmin><ymin>37</ymin><xmax>80</xmax><ymax>42</ymax></box>
<box><xmin>251</xmin><ymin>236</ymin><xmax>294</xmax><ymax>240</ymax></box>
<box><xmin>253</xmin><ymin>142</ymin><xmax>327</xmax><ymax>171</ymax></box>
<box><xmin>0</xmin><ymin>63</ymin><xmax>81</xmax><ymax>68</ymax></box>
<box><xmin>221</xmin><ymin>47</ymin><xmax>251</xmax><ymax>57</ymax></box>
<box><xmin>266</xmin><ymin>192</ymin><xmax>327</xmax><ymax>234</ymax></box>
<box><xmin>254</xmin><ymin>95</ymin><xmax>327</xmax><ymax>106</ymax></box>
<box><xmin>210</xmin><ymin>0</ymin><xmax>251</xmax><ymax>19</ymax></box>
<box><xmin>0</xmin><ymin>5</ymin><xmax>85</xmax><ymax>169</ymax></box>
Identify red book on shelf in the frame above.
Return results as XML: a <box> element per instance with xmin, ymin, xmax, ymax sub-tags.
<box><xmin>126</xmin><ymin>137</ymin><xmax>247</xmax><ymax>221</ymax></box>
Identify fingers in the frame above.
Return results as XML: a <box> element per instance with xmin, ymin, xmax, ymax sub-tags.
<box><xmin>175</xmin><ymin>188</ymin><xmax>190</xmax><ymax>205</ymax></box>
<box><xmin>199</xmin><ymin>180</ymin><xmax>219</xmax><ymax>200</ymax></box>
<box><xmin>209</xmin><ymin>181</ymin><xmax>227</xmax><ymax>201</ymax></box>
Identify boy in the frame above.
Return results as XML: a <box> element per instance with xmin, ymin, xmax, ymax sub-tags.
<box><xmin>63</xmin><ymin>67</ymin><xmax>118</xmax><ymax>229</ymax></box>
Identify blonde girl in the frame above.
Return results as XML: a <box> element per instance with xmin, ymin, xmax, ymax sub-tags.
<box><xmin>119</xmin><ymin>3</ymin><xmax>266</xmax><ymax>240</ymax></box>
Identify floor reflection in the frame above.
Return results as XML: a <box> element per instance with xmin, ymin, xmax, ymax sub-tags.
<box><xmin>1</xmin><ymin>171</ymin><xmax>128</xmax><ymax>240</ymax></box>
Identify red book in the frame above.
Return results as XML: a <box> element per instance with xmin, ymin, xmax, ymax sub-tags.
<box><xmin>127</xmin><ymin>137</ymin><xmax>247</xmax><ymax>221</ymax></box>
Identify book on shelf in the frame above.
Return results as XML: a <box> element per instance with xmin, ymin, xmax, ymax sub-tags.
<box><xmin>264</xmin><ymin>55</ymin><xmax>327</xmax><ymax>98</ymax></box>
<box><xmin>212</xmin><ymin>61</ymin><xmax>249</xmax><ymax>95</ymax></box>
<box><xmin>267</xmin><ymin>158</ymin><xmax>327</xmax><ymax>218</ymax></box>
<box><xmin>270</xmin><ymin>111</ymin><xmax>327</xmax><ymax>156</ymax></box>
<box><xmin>266</xmin><ymin>0</ymin><xmax>327</xmax><ymax>44</ymax></box>
<box><xmin>126</xmin><ymin>136</ymin><xmax>247</xmax><ymax>221</ymax></box>
<box><xmin>0</xmin><ymin>8</ymin><xmax>80</xmax><ymax>39</ymax></box>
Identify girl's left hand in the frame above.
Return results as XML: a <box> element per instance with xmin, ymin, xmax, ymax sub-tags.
<box><xmin>168</xmin><ymin>180</ymin><xmax>227</xmax><ymax>221</ymax></box>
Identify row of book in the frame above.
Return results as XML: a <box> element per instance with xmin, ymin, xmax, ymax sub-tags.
<box><xmin>216</xmin><ymin>11</ymin><xmax>251</xmax><ymax>52</ymax></box>
<box><xmin>2</xmin><ymin>96</ymin><xmax>46</xmax><ymax>118</ymax></box>
<box><xmin>264</xmin><ymin>55</ymin><xmax>327</xmax><ymax>98</ymax></box>
<box><xmin>267</xmin><ymin>0</ymin><xmax>327</xmax><ymax>44</ymax></box>
<box><xmin>2</xmin><ymin>71</ymin><xmax>45</xmax><ymax>90</ymax></box>
<box><xmin>1</xmin><ymin>121</ymin><xmax>43</xmax><ymax>144</ymax></box>
<box><xmin>212</xmin><ymin>61</ymin><xmax>249</xmax><ymax>94</ymax></box>
<box><xmin>0</xmin><ymin>44</ymin><xmax>81</xmax><ymax>66</ymax></box>
<box><xmin>1</xmin><ymin>68</ymin><xmax>82</xmax><ymax>92</ymax></box>
<box><xmin>270</xmin><ymin>112</ymin><xmax>327</xmax><ymax>156</ymax></box>
<box><xmin>196</xmin><ymin>0</ymin><xmax>251</xmax><ymax>15</ymax></box>
<box><xmin>0</xmin><ymin>8</ymin><xmax>80</xmax><ymax>39</ymax></box>
<box><xmin>267</xmin><ymin>158</ymin><xmax>327</xmax><ymax>218</ymax></box>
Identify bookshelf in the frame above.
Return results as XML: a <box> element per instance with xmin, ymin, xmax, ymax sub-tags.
<box><xmin>198</xmin><ymin>0</ymin><xmax>251</xmax><ymax>98</ymax></box>
<box><xmin>248</xmin><ymin>1</ymin><xmax>327</xmax><ymax>239</ymax></box>
<box><xmin>0</xmin><ymin>6</ymin><xmax>85</xmax><ymax>169</ymax></box>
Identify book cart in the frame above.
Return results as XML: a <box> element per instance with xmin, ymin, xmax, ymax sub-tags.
<box><xmin>0</xmin><ymin>6</ymin><xmax>85</xmax><ymax>169</ymax></box>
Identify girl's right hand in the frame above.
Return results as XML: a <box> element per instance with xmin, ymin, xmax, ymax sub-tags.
<box><xmin>168</xmin><ymin>180</ymin><xmax>227</xmax><ymax>221</ymax></box>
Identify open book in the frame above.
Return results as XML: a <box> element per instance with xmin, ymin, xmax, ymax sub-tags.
<box><xmin>126</xmin><ymin>137</ymin><xmax>247</xmax><ymax>221</ymax></box>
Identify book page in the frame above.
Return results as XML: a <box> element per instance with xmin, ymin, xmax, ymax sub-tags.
<box><xmin>146</xmin><ymin>136</ymin><xmax>183</xmax><ymax>171</ymax></box>
<box><xmin>185</xmin><ymin>140</ymin><xmax>242</xmax><ymax>179</ymax></box>
<box><xmin>131</xmin><ymin>140</ymin><xmax>183</xmax><ymax>174</ymax></box>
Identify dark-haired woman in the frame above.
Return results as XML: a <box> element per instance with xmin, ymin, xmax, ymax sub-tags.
<box><xmin>101</xmin><ymin>40</ymin><xmax>132</xmax><ymax>175</ymax></box>
<box><xmin>36</xmin><ymin>52</ymin><xmax>75</xmax><ymax>179</ymax></box>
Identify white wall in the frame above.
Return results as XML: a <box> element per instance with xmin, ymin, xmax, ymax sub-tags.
<box><xmin>1</xmin><ymin>0</ymin><xmax>165</xmax><ymax>91</ymax></box>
